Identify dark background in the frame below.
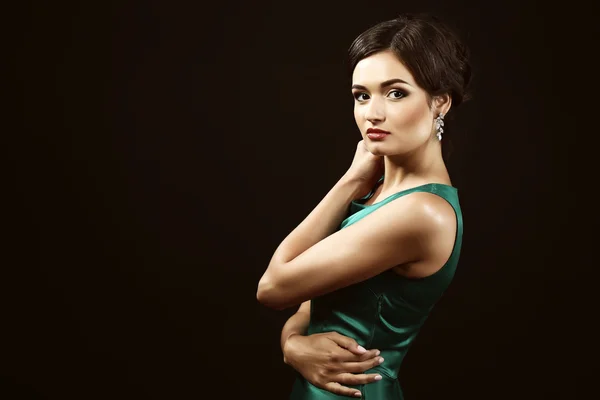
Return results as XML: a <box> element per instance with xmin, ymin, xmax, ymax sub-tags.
<box><xmin>7</xmin><ymin>1</ymin><xmax>594</xmax><ymax>399</ymax></box>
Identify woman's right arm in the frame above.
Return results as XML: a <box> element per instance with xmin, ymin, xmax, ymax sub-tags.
<box><xmin>280</xmin><ymin>301</ymin><xmax>384</xmax><ymax>398</ymax></box>
<box><xmin>280</xmin><ymin>300</ymin><xmax>311</xmax><ymax>361</ymax></box>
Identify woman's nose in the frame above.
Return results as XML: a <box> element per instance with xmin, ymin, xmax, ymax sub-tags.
<box><xmin>364</xmin><ymin>98</ymin><xmax>385</xmax><ymax>122</ymax></box>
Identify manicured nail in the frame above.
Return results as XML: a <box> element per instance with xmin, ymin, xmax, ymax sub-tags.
<box><xmin>354</xmin><ymin>392</ymin><xmax>362</xmax><ymax>397</ymax></box>
<box><xmin>378</xmin><ymin>357</ymin><xmax>384</xmax><ymax>364</ymax></box>
<box><xmin>374</xmin><ymin>375</ymin><xmax>382</xmax><ymax>381</ymax></box>
<box><xmin>357</xmin><ymin>345</ymin><xmax>366</xmax><ymax>353</ymax></box>
<box><xmin>375</xmin><ymin>350</ymin><xmax>380</xmax><ymax>356</ymax></box>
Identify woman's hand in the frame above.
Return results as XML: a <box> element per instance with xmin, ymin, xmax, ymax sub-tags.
<box><xmin>343</xmin><ymin>140</ymin><xmax>384</xmax><ymax>199</ymax></box>
<box><xmin>283</xmin><ymin>331</ymin><xmax>384</xmax><ymax>398</ymax></box>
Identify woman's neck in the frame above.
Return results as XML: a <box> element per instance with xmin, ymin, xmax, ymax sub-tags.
<box><xmin>380</xmin><ymin>142</ymin><xmax>450</xmax><ymax>191</ymax></box>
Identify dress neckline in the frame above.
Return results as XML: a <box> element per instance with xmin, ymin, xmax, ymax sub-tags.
<box><xmin>352</xmin><ymin>180</ymin><xmax>457</xmax><ymax>209</ymax></box>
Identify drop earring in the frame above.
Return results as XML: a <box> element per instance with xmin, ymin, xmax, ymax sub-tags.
<box><xmin>435</xmin><ymin>113</ymin><xmax>445</xmax><ymax>141</ymax></box>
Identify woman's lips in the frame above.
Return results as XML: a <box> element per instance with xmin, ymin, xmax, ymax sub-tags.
<box><xmin>366</xmin><ymin>132</ymin><xmax>389</xmax><ymax>140</ymax></box>
<box><xmin>366</xmin><ymin>128</ymin><xmax>390</xmax><ymax>140</ymax></box>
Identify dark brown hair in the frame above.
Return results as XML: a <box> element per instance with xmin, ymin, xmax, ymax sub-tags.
<box><xmin>348</xmin><ymin>13</ymin><xmax>472</xmax><ymax>111</ymax></box>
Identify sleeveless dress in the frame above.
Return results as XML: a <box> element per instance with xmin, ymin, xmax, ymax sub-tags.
<box><xmin>289</xmin><ymin>175</ymin><xmax>464</xmax><ymax>400</ymax></box>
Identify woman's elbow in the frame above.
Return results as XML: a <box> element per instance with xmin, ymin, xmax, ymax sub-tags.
<box><xmin>256</xmin><ymin>276</ymin><xmax>288</xmax><ymax>310</ymax></box>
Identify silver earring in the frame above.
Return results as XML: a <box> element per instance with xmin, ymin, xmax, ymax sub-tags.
<box><xmin>435</xmin><ymin>113</ymin><xmax>445</xmax><ymax>141</ymax></box>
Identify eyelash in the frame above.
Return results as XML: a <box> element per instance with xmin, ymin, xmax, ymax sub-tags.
<box><xmin>353</xmin><ymin>89</ymin><xmax>407</xmax><ymax>102</ymax></box>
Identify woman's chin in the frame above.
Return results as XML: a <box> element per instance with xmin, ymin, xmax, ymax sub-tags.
<box><xmin>365</xmin><ymin>143</ymin><xmax>388</xmax><ymax>156</ymax></box>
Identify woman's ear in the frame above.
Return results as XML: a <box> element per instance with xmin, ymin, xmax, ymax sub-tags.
<box><xmin>434</xmin><ymin>94</ymin><xmax>452</xmax><ymax>115</ymax></box>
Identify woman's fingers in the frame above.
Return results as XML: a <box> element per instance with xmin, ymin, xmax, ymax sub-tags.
<box><xmin>321</xmin><ymin>373</ymin><xmax>384</xmax><ymax>397</ymax></box>
<box><xmin>336</xmin><ymin>372</ymin><xmax>383</xmax><ymax>386</ymax></box>
<box><xmin>322</xmin><ymin>382</ymin><xmax>362</xmax><ymax>398</ymax></box>
<box><xmin>357</xmin><ymin>349</ymin><xmax>380</xmax><ymax>361</ymax></box>
<box><xmin>332</xmin><ymin>347</ymin><xmax>380</xmax><ymax>363</ymax></box>
<box><xmin>327</xmin><ymin>332</ymin><xmax>365</xmax><ymax>355</ymax></box>
<box><xmin>343</xmin><ymin>356</ymin><xmax>385</xmax><ymax>373</ymax></box>
<box><xmin>325</xmin><ymin>332</ymin><xmax>380</xmax><ymax>362</ymax></box>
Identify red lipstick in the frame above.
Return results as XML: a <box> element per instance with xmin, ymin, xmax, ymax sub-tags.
<box><xmin>366</xmin><ymin>128</ymin><xmax>390</xmax><ymax>140</ymax></box>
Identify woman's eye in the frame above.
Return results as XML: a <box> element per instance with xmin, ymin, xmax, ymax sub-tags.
<box><xmin>388</xmin><ymin>90</ymin><xmax>406</xmax><ymax>99</ymax></box>
<box><xmin>353</xmin><ymin>93</ymin><xmax>369</xmax><ymax>101</ymax></box>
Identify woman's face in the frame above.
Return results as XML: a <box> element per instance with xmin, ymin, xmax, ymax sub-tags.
<box><xmin>352</xmin><ymin>50</ymin><xmax>439</xmax><ymax>156</ymax></box>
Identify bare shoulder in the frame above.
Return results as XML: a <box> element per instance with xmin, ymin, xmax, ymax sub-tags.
<box><xmin>407</xmin><ymin>191</ymin><xmax>456</xmax><ymax>225</ymax></box>
<box><xmin>372</xmin><ymin>190</ymin><xmax>456</xmax><ymax>232</ymax></box>
<box><xmin>380</xmin><ymin>191</ymin><xmax>458</xmax><ymax>278</ymax></box>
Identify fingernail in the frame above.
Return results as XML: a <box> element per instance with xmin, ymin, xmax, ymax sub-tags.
<box><xmin>357</xmin><ymin>345</ymin><xmax>366</xmax><ymax>353</ymax></box>
<box><xmin>354</xmin><ymin>392</ymin><xmax>362</xmax><ymax>397</ymax></box>
<box><xmin>378</xmin><ymin>357</ymin><xmax>384</xmax><ymax>364</ymax></box>
<box><xmin>375</xmin><ymin>350</ymin><xmax>380</xmax><ymax>356</ymax></box>
<box><xmin>374</xmin><ymin>375</ymin><xmax>382</xmax><ymax>381</ymax></box>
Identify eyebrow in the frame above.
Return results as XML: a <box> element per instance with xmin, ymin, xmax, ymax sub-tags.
<box><xmin>351</xmin><ymin>78</ymin><xmax>412</xmax><ymax>90</ymax></box>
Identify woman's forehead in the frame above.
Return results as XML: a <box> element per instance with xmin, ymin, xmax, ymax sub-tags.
<box><xmin>352</xmin><ymin>51</ymin><xmax>415</xmax><ymax>86</ymax></box>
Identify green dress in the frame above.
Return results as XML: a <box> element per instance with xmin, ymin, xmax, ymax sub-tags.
<box><xmin>289</xmin><ymin>176</ymin><xmax>464</xmax><ymax>399</ymax></box>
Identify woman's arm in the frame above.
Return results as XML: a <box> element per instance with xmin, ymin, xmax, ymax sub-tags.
<box><xmin>257</xmin><ymin>183</ymin><xmax>454</xmax><ymax>309</ymax></box>
<box><xmin>272</xmin><ymin>175</ymin><xmax>363</xmax><ymax>268</ymax></box>
<box><xmin>259</xmin><ymin>140</ymin><xmax>378</xmax><ymax>293</ymax></box>
<box><xmin>280</xmin><ymin>300</ymin><xmax>311</xmax><ymax>361</ymax></box>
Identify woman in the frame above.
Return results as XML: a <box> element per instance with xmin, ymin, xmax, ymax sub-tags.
<box><xmin>257</xmin><ymin>13</ymin><xmax>471</xmax><ymax>399</ymax></box>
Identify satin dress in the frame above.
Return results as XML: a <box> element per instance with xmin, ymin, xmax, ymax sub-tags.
<box><xmin>289</xmin><ymin>177</ymin><xmax>464</xmax><ymax>399</ymax></box>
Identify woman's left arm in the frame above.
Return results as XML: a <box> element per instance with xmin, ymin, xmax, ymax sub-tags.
<box><xmin>256</xmin><ymin>178</ymin><xmax>452</xmax><ymax>310</ymax></box>
<box><xmin>268</xmin><ymin>174</ymin><xmax>364</xmax><ymax>269</ymax></box>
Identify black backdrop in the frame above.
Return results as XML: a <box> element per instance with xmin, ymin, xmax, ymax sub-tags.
<box><xmin>7</xmin><ymin>1</ymin><xmax>594</xmax><ymax>399</ymax></box>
